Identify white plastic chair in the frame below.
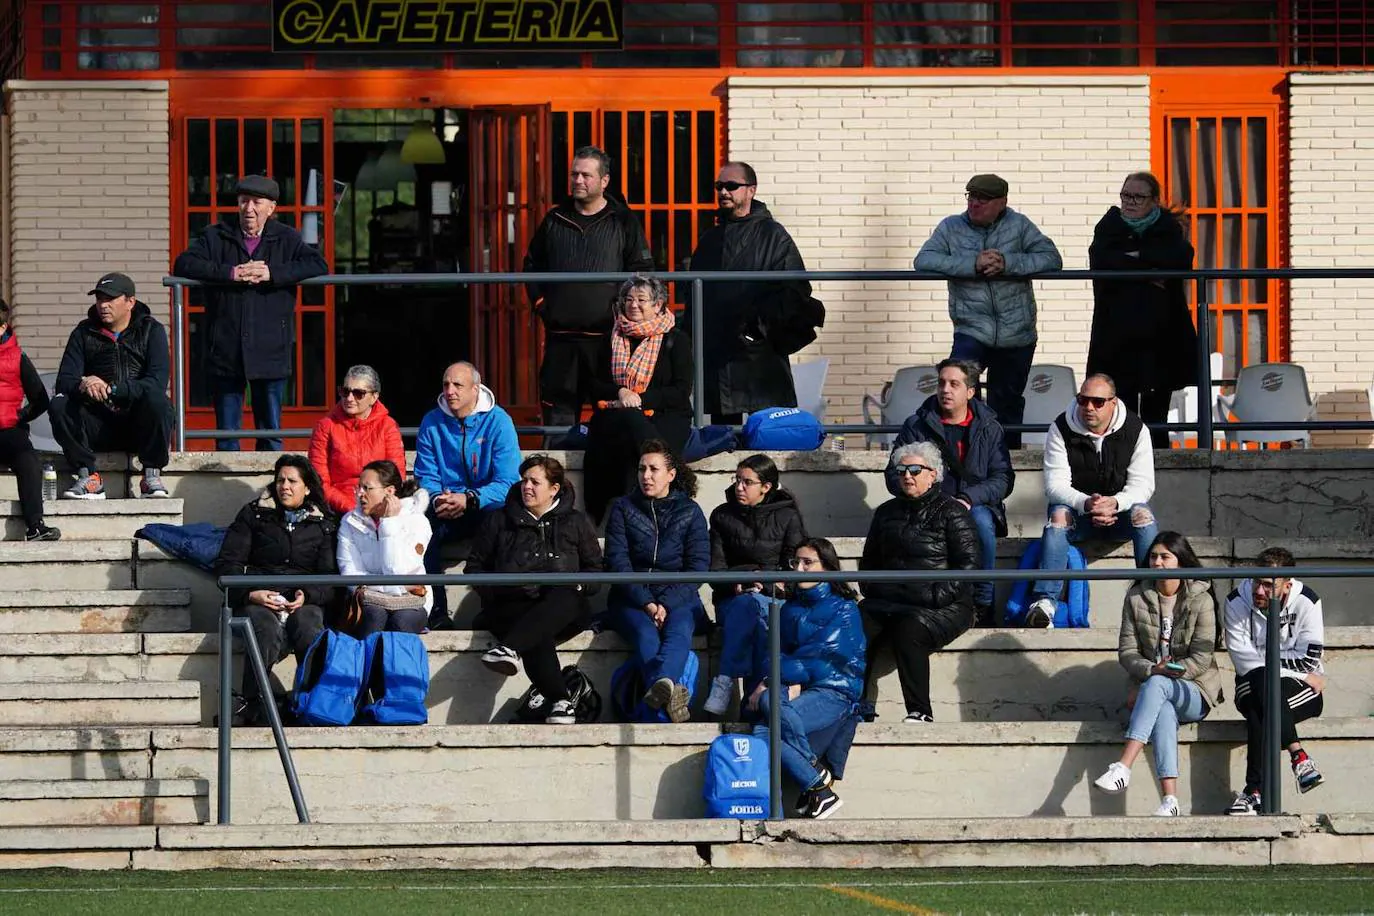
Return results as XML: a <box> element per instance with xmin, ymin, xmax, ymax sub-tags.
<box><xmin>1021</xmin><ymin>365</ymin><xmax>1077</xmax><ymax>448</ymax></box>
<box><xmin>861</xmin><ymin>365</ymin><xmax>939</xmax><ymax>448</ymax></box>
<box><xmin>792</xmin><ymin>358</ymin><xmax>830</xmax><ymax>420</ymax></box>
<box><xmin>1168</xmin><ymin>352</ymin><xmax>1225</xmax><ymax>447</ymax></box>
<box><xmin>1215</xmin><ymin>362</ymin><xmax>1317</xmax><ymax>448</ymax></box>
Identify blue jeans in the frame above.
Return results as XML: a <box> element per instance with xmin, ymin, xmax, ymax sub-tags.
<box><xmin>716</xmin><ymin>591</ymin><xmax>770</xmax><ymax>680</ymax></box>
<box><xmin>608</xmin><ymin>600</ymin><xmax>706</xmax><ymax>685</ymax></box>
<box><xmin>1032</xmin><ymin>502</ymin><xmax>1158</xmax><ymax>601</ymax></box>
<box><xmin>212</xmin><ymin>376</ymin><xmax>286</xmax><ymax>451</ymax></box>
<box><xmin>951</xmin><ymin>332</ymin><xmax>1035</xmax><ymax>449</ymax></box>
<box><xmin>1125</xmin><ymin>675</ymin><xmax>1208</xmax><ymax>780</ymax></box>
<box><xmin>968</xmin><ymin>504</ymin><xmax>998</xmax><ymax>608</ymax></box>
<box><xmin>752</xmin><ymin>686</ymin><xmax>853</xmax><ymax>791</ymax></box>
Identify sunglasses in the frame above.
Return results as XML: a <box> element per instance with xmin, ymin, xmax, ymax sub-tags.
<box><xmin>1075</xmin><ymin>394</ymin><xmax>1113</xmax><ymax>408</ymax></box>
<box><xmin>714</xmin><ymin>180</ymin><xmax>754</xmax><ymax>192</ymax></box>
<box><xmin>895</xmin><ymin>464</ymin><xmax>933</xmax><ymax>477</ymax></box>
<box><xmin>339</xmin><ymin>387</ymin><xmax>374</xmax><ymax>400</ymax></box>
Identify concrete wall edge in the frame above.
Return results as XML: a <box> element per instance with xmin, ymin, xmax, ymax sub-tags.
<box><xmin>725</xmin><ymin>75</ymin><xmax>1151</xmax><ymax>89</ymax></box>
<box><xmin>3</xmin><ymin>80</ymin><xmax>171</xmax><ymax>94</ymax></box>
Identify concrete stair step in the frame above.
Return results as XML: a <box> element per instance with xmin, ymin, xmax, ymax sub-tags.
<box><xmin>0</xmin><ymin>540</ymin><xmax>137</xmax><ymax>590</ymax></box>
<box><xmin>0</xmin><ymin>727</ymin><xmax>158</xmax><ymax>781</ymax></box>
<box><xmin>2</xmin><ymin>499</ymin><xmax>182</xmax><ymax>540</ymax></box>
<box><xmin>0</xmin><ymin>778</ymin><xmax>208</xmax><ymax>826</ymax></box>
<box><xmin>0</xmin><ymin>589</ymin><xmax>191</xmax><ymax>634</ymax></box>
<box><xmin>0</xmin><ymin>682</ymin><xmax>199</xmax><ymax>727</ymax></box>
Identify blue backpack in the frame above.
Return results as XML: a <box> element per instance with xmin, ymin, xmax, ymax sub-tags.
<box><xmin>704</xmin><ymin>732</ymin><xmax>771</xmax><ymax>818</ymax></box>
<box><xmin>610</xmin><ymin>652</ymin><xmax>700</xmax><ymax>723</ymax></box>
<box><xmin>358</xmin><ymin>631</ymin><xmax>430</xmax><ymax>725</ymax></box>
<box><xmin>1004</xmin><ymin>540</ymin><xmax>1091</xmax><ymax>628</ymax></box>
<box><xmin>292</xmin><ymin>630</ymin><xmax>367</xmax><ymax>726</ymax></box>
<box><xmin>741</xmin><ymin>407</ymin><xmax>824</xmax><ymax>451</ymax></box>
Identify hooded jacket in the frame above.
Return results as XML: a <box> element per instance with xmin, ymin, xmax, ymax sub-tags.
<box><xmin>1119</xmin><ymin>578</ymin><xmax>1223</xmax><ymax>708</ymax></box>
<box><xmin>172</xmin><ymin>217</ymin><xmax>329</xmax><ymax>379</ymax></box>
<box><xmin>1225</xmin><ymin>578</ymin><xmax>1325</xmax><ymax>683</ymax></box>
<box><xmin>889</xmin><ymin>395</ymin><xmax>1013</xmax><ymax>534</ymax></box>
<box><xmin>465</xmin><ymin>478</ymin><xmax>605</xmax><ymax>605</ymax></box>
<box><xmin>687</xmin><ymin>201</ymin><xmax>815</xmax><ymax>415</ymax></box>
<box><xmin>54</xmin><ymin>301</ymin><xmax>169</xmax><ymax>410</ymax></box>
<box><xmin>337</xmin><ymin>495</ymin><xmax>434</xmax><ymax>612</ymax></box>
<box><xmin>214</xmin><ymin>489</ymin><xmax>338</xmax><ymax>610</ymax></box>
<box><xmin>523</xmin><ymin>198</ymin><xmax>656</xmax><ymax>334</ymax></box>
<box><xmin>709</xmin><ymin>485</ymin><xmax>806</xmax><ymax>602</ymax></box>
<box><xmin>412</xmin><ymin>384</ymin><xmax>521</xmax><ymax>513</ymax></box>
<box><xmin>762</xmin><ymin>583</ymin><xmax>867</xmax><ymax>702</ymax></box>
<box><xmin>914</xmin><ymin>207</ymin><xmax>1063</xmax><ymax>349</ymax></box>
<box><xmin>1043</xmin><ymin>399</ymin><xmax>1155</xmax><ymax>513</ymax></box>
<box><xmin>308</xmin><ymin>399</ymin><xmax>407</xmax><ymax>515</ymax></box>
<box><xmin>604</xmin><ymin>486</ymin><xmax>710</xmax><ymax>614</ymax></box>
<box><xmin>0</xmin><ymin>332</ymin><xmax>49</xmax><ymax>430</ymax></box>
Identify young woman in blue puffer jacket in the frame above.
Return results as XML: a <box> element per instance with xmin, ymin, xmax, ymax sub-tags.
<box><xmin>748</xmin><ymin>537</ymin><xmax>866</xmax><ymax>820</ymax></box>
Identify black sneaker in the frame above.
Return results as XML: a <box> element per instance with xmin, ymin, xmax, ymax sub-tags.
<box><xmin>1226</xmin><ymin>789</ymin><xmax>1261</xmax><ymax>815</ymax></box>
<box><xmin>546</xmin><ymin>699</ymin><xmax>576</xmax><ymax>725</ymax></box>
<box><xmin>24</xmin><ymin>524</ymin><xmax>61</xmax><ymax>542</ymax></box>
<box><xmin>481</xmin><ymin>645</ymin><xmax>520</xmax><ymax>676</ymax></box>
<box><xmin>806</xmin><ymin>786</ymin><xmax>843</xmax><ymax>820</ymax></box>
<box><xmin>795</xmin><ymin>766</ymin><xmax>834</xmax><ymax>815</ymax></box>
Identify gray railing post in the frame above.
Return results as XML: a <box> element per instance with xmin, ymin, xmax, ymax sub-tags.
<box><xmin>236</xmin><ymin>619</ymin><xmax>311</xmax><ymax>824</ymax></box>
<box><xmin>1195</xmin><ymin>279</ymin><xmax>1214</xmax><ymax>449</ymax></box>
<box><xmin>767</xmin><ymin>586</ymin><xmax>783</xmax><ymax>821</ymax></box>
<box><xmin>171</xmin><ymin>283</ymin><xmax>187</xmax><ymax>452</ymax></box>
<box><xmin>1261</xmin><ymin>597</ymin><xmax>1284</xmax><ymax>815</ymax></box>
<box><xmin>216</xmin><ymin>589</ymin><xmax>233</xmax><ymax>824</ymax></box>
<box><xmin>691</xmin><ymin>278</ymin><xmax>705</xmax><ymax>429</ymax></box>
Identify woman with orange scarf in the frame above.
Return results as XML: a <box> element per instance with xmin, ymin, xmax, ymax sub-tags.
<box><xmin>584</xmin><ymin>276</ymin><xmax>693</xmax><ymax>522</ymax></box>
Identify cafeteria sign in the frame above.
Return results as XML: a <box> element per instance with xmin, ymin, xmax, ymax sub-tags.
<box><xmin>273</xmin><ymin>0</ymin><xmax>624</xmax><ymax>52</ymax></box>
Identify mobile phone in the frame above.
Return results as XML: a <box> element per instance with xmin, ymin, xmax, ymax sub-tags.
<box><xmin>1165</xmin><ymin>661</ymin><xmax>1186</xmax><ymax>673</ymax></box>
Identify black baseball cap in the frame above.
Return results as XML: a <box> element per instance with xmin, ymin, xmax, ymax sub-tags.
<box><xmin>88</xmin><ymin>272</ymin><xmax>136</xmax><ymax>298</ymax></box>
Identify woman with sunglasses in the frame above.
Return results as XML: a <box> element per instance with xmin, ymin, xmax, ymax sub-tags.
<box><xmin>309</xmin><ymin>364</ymin><xmax>407</xmax><ymax>515</ymax></box>
<box><xmin>336</xmin><ymin>459</ymin><xmax>433</xmax><ymax>638</ymax></box>
<box><xmin>748</xmin><ymin>538</ymin><xmax>865</xmax><ymax>820</ymax></box>
<box><xmin>1087</xmin><ymin>171</ymin><xmax>1196</xmax><ymax>449</ymax></box>
<box><xmin>702</xmin><ymin>454</ymin><xmax>807</xmax><ymax>718</ymax></box>
<box><xmin>859</xmin><ymin>440</ymin><xmax>980</xmax><ymax>723</ymax></box>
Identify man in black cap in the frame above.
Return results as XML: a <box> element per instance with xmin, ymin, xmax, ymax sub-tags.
<box><xmin>173</xmin><ymin>174</ymin><xmax>328</xmax><ymax>450</ymax></box>
<box><xmin>915</xmin><ymin>174</ymin><xmax>1061</xmax><ymax>448</ymax></box>
<box><xmin>51</xmin><ymin>272</ymin><xmax>172</xmax><ymax>499</ymax></box>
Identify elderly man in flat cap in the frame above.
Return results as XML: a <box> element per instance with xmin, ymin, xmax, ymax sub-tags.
<box><xmin>173</xmin><ymin>175</ymin><xmax>328</xmax><ymax>450</ymax></box>
<box><xmin>915</xmin><ymin>174</ymin><xmax>1062</xmax><ymax>448</ymax></box>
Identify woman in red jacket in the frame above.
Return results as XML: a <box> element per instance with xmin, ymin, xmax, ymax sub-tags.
<box><xmin>308</xmin><ymin>365</ymin><xmax>406</xmax><ymax>515</ymax></box>
<box><xmin>0</xmin><ymin>299</ymin><xmax>58</xmax><ymax>540</ymax></box>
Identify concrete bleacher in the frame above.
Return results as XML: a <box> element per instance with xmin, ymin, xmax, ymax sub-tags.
<box><xmin>1</xmin><ymin>448</ymin><xmax>1373</xmax><ymax>869</ymax></box>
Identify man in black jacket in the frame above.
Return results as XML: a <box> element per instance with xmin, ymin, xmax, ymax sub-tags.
<box><xmin>688</xmin><ymin>162</ymin><xmax>820</xmax><ymax>422</ymax></box>
<box><xmin>890</xmin><ymin>358</ymin><xmax>1013</xmax><ymax>625</ymax></box>
<box><xmin>172</xmin><ymin>175</ymin><xmax>328</xmax><ymax>451</ymax></box>
<box><xmin>51</xmin><ymin>273</ymin><xmax>171</xmax><ymax>500</ymax></box>
<box><xmin>524</xmin><ymin>146</ymin><xmax>655</xmax><ymax>429</ymax></box>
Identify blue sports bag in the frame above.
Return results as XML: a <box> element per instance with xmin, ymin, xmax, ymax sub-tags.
<box><xmin>292</xmin><ymin>630</ymin><xmax>367</xmax><ymax>726</ymax></box>
<box><xmin>359</xmin><ymin>631</ymin><xmax>430</xmax><ymax>725</ymax></box>
<box><xmin>703</xmin><ymin>732</ymin><xmax>771</xmax><ymax>818</ymax></box>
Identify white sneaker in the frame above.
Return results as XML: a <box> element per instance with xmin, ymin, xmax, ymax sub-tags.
<box><xmin>1026</xmin><ymin>598</ymin><xmax>1057</xmax><ymax>629</ymax></box>
<box><xmin>1153</xmin><ymin>795</ymin><xmax>1180</xmax><ymax>817</ymax></box>
<box><xmin>1093</xmin><ymin>761</ymin><xmax>1131</xmax><ymax>794</ymax></box>
<box><xmin>703</xmin><ymin>675</ymin><xmax>733</xmax><ymax>716</ymax></box>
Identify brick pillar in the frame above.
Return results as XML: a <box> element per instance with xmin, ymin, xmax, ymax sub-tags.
<box><xmin>2</xmin><ymin>80</ymin><xmax>170</xmax><ymax>372</ymax></box>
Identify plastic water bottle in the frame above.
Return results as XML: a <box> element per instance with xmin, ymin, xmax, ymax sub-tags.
<box><xmin>41</xmin><ymin>464</ymin><xmax>57</xmax><ymax>502</ymax></box>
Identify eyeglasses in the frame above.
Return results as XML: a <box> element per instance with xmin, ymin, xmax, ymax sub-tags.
<box><xmin>894</xmin><ymin>464</ymin><xmax>933</xmax><ymax>477</ymax></box>
<box><xmin>965</xmin><ymin>192</ymin><xmax>1000</xmax><ymax>203</ymax></box>
<box><xmin>1119</xmin><ymin>192</ymin><xmax>1153</xmax><ymax>205</ymax></box>
<box><xmin>787</xmin><ymin>556</ymin><xmax>823</xmax><ymax>570</ymax></box>
<box><xmin>1253</xmin><ymin>578</ymin><xmax>1285</xmax><ymax>592</ymax></box>
<box><xmin>1075</xmin><ymin>394</ymin><xmax>1113</xmax><ymax>409</ymax></box>
<box><xmin>355</xmin><ymin>483</ymin><xmax>387</xmax><ymax>493</ymax></box>
<box><xmin>732</xmin><ymin>476</ymin><xmax>763</xmax><ymax>488</ymax></box>
<box><xmin>339</xmin><ymin>387</ymin><xmax>374</xmax><ymax>400</ymax></box>
<box><xmin>713</xmin><ymin>180</ymin><xmax>754</xmax><ymax>192</ymax></box>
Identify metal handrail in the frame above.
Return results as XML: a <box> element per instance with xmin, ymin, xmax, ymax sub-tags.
<box><xmin>218</xmin><ymin>563</ymin><xmax>1362</xmax><ymax>824</ymax></box>
<box><xmin>166</xmin><ymin>265</ymin><xmax>1374</xmax><ymax>451</ymax></box>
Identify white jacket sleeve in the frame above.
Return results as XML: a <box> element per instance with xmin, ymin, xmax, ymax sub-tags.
<box><xmin>1112</xmin><ymin>426</ymin><xmax>1156</xmax><ymax>512</ymax></box>
<box><xmin>1042</xmin><ymin>420</ymin><xmax>1089</xmax><ymax>512</ymax></box>
<box><xmin>1225</xmin><ymin>586</ymin><xmax>1264</xmax><ymax>677</ymax></box>
<box><xmin>336</xmin><ymin>521</ymin><xmax>367</xmax><ymax>593</ymax></box>
<box><xmin>1280</xmin><ymin>585</ymin><xmax>1326</xmax><ymax>677</ymax></box>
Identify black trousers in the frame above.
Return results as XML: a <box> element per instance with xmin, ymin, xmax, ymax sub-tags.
<box><xmin>48</xmin><ymin>389</ymin><xmax>170</xmax><ymax>471</ymax></box>
<box><xmin>353</xmin><ymin>602</ymin><xmax>428</xmax><ymax>638</ymax></box>
<box><xmin>540</xmin><ymin>334</ymin><xmax>606</xmax><ymax>428</ymax></box>
<box><xmin>1234</xmin><ymin>666</ymin><xmax>1324</xmax><ymax>792</ymax></box>
<box><xmin>1116</xmin><ymin>386</ymin><xmax>1173</xmax><ymax>450</ymax></box>
<box><xmin>482</xmin><ymin>587</ymin><xmax>590</xmax><ymax>702</ymax></box>
<box><xmin>235</xmin><ymin>603</ymin><xmax>326</xmax><ymax>702</ymax></box>
<box><xmin>0</xmin><ymin>426</ymin><xmax>43</xmax><ymax>528</ymax></box>
<box><xmin>861</xmin><ymin>609</ymin><xmax>966</xmax><ymax>719</ymax></box>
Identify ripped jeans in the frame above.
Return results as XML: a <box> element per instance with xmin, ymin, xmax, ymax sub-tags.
<box><xmin>1031</xmin><ymin>502</ymin><xmax>1157</xmax><ymax>602</ymax></box>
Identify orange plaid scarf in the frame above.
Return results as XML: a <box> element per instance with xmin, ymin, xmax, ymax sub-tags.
<box><xmin>610</xmin><ymin>308</ymin><xmax>676</xmax><ymax>394</ymax></box>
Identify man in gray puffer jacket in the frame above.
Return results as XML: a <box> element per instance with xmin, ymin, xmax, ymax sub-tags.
<box><xmin>915</xmin><ymin>174</ymin><xmax>1062</xmax><ymax>448</ymax></box>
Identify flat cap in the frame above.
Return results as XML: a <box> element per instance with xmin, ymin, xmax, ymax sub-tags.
<box><xmin>88</xmin><ymin>272</ymin><xmax>136</xmax><ymax>298</ymax></box>
<box><xmin>965</xmin><ymin>174</ymin><xmax>1009</xmax><ymax>199</ymax></box>
<box><xmin>235</xmin><ymin>175</ymin><xmax>280</xmax><ymax>201</ymax></box>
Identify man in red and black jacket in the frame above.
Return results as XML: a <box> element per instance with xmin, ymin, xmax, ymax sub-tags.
<box><xmin>0</xmin><ymin>298</ymin><xmax>58</xmax><ymax>540</ymax></box>
<box><xmin>523</xmin><ymin>146</ymin><xmax>654</xmax><ymax>430</ymax></box>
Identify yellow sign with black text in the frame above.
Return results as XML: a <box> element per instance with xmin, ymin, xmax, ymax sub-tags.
<box><xmin>272</xmin><ymin>0</ymin><xmax>623</xmax><ymax>52</ymax></box>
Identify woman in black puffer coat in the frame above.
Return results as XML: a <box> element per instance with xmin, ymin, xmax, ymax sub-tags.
<box><xmin>703</xmin><ymin>453</ymin><xmax>807</xmax><ymax>717</ymax></box>
<box><xmin>214</xmin><ymin>454</ymin><xmax>339</xmax><ymax>725</ymax></box>
<box><xmin>466</xmin><ymin>454</ymin><xmax>604</xmax><ymax>725</ymax></box>
<box><xmin>860</xmin><ymin>440</ymin><xmax>980</xmax><ymax>724</ymax></box>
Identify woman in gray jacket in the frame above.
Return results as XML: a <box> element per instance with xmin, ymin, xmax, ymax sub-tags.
<box><xmin>1091</xmin><ymin>531</ymin><xmax>1223</xmax><ymax>816</ymax></box>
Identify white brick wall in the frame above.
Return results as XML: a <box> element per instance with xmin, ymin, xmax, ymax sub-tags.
<box><xmin>726</xmin><ymin>75</ymin><xmax>1151</xmax><ymax>422</ymax></box>
<box><xmin>1288</xmin><ymin>73</ymin><xmax>1374</xmax><ymax>448</ymax></box>
<box><xmin>3</xmin><ymin>81</ymin><xmax>171</xmax><ymax>372</ymax></box>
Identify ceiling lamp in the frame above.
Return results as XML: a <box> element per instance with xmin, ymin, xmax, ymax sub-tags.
<box><xmin>375</xmin><ymin>141</ymin><xmax>417</xmax><ymax>187</ymax></box>
<box><xmin>354</xmin><ymin>152</ymin><xmax>383</xmax><ymax>191</ymax></box>
<box><xmin>401</xmin><ymin>119</ymin><xmax>446</xmax><ymax>165</ymax></box>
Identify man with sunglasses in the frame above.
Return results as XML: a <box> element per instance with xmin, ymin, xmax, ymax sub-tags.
<box><xmin>1026</xmin><ymin>373</ymin><xmax>1157</xmax><ymax>628</ymax></box>
<box><xmin>1222</xmin><ymin>547</ymin><xmax>1326</xmax><ymax>815</ymax></box>
<box><xmin>915</xmin><ymin>174</ymin><xmax>1062</xmax><ymax>448</ymax></box>
<box><xmin>687</xmin><ymin>162</ymin><xmax>821</xmax><ymax>422</ymax></box>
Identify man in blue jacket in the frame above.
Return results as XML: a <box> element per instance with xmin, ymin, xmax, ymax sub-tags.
<box><xmin>414</xmin><ymin>361</ymin><xmax>521</xmax><ymax>628</ymax></box>
<box><xmin>172</xmin><ymin>175</ymin><xmax>328</xmax><ymax>450</ymax></box>
<box><xmin>889</xmin><ymin>358</ymin><xmax>1013</xmax><ymax>625</ymax></box>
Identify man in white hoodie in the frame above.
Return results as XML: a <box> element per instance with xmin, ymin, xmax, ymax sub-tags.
<box><xmin>1026</xmin><ymin>373</ymin><xmax>1157</xmax><ymax>628</ymax></box>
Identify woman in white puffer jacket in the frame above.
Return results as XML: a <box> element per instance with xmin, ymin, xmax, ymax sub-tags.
<box><xmin>336</xmin><ymin>459</ymin><xmax>433</xmax><ymax>636</ymax></box>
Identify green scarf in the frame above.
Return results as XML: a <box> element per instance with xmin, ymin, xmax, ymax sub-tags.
<box><xmin>1122</xmin><ymin>206</ymin><xmax>1162</xmax><ymax>235</ymax></box>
